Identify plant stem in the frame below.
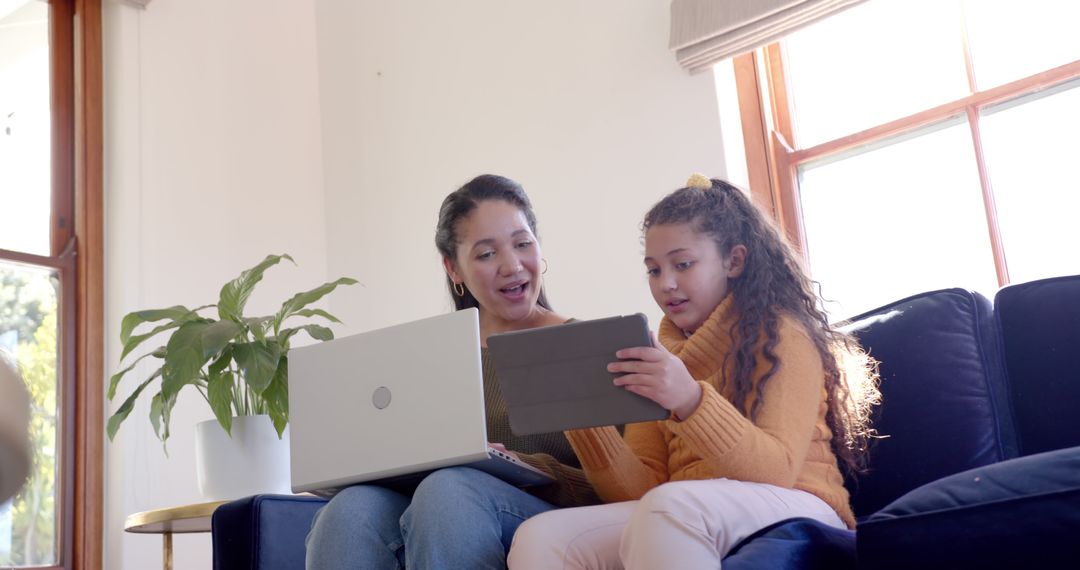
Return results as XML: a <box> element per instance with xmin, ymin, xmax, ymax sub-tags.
<box><xmin>231</xmin><ymin>366</ymin><xmax>244</xmax><ymax>416</ymax></box>
<box><xmin>196</xmin><ymin>385</ymin><xmax>210</xmax><ymax>406</ymax></box>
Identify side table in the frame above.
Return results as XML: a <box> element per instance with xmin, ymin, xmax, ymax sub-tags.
<box><xmin>124</xmin><ymin>500</ymin><xmax>227</xmax><ymax>570</ymax></box>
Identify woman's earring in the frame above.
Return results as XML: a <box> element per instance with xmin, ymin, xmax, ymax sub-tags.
<box><xmin>453</xmin><ymin>282</ymin><xmax>465</xmax><ymax>296</ymax></box>
<box><xmin>542</xmin><ymin>258</ymin><xmax>549</xmax><ymax>275</ymax></box>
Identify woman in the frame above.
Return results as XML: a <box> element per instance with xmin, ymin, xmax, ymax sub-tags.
<box><xmin>306</xmin><ymin>174</ymin><xmax>598</xmax><ymax>569</ymax></box>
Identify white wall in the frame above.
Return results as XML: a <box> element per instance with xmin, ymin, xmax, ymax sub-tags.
<box><xmin>314</xmin><ymin>0</ymin><xmax>726</xmax><ymax>333</ymax></box>
<box><xmin>103</xmin><ymin>0</ymin><xmax>726</xmax><ymax>568</ymax></box>
<box><xmin>103</xmin><ymin>1</ymin><xmax>327</xmax><ymax>568</ymax></box>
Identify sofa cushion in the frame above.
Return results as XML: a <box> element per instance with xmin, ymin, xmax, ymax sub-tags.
<box><xmin>839</xmin><ymin>288</ymin><xmax>1017</xmax><ymax>518</ymax></box>
<box><xmin>857</xmin><ymin>445</ymin><xmax>1080</xmax><ymax>569</ymax></box>
<box><xmin>724</xmin><ymin>517</ymin><xmax>855</xmax><ymax>570</ymax></box>
<box><xmin>212</xmin><ymin>494</ymin><xmax>328</xmax><ymax>570</ymax></box>
<box><xmin>995</xmin><ymin>274</ymin><xmax>1080</xmax><ymax>456</ymax></box>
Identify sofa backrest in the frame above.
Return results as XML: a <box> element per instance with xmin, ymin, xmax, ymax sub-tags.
<box><xmin>994</xmin><ymin>274</ymin><xmax>1080</xmax><ymax>457</ymax></box>
<box><xmin>839</xmin><ymin>288</ymin><xmax>1018</xmax><ymax>519</ymax></box>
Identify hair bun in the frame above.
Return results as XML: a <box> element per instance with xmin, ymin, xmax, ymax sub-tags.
<box><xmin>686</xmin><ymin>173</ymin><xmax>712</xmax><ymax>190</ymax></box>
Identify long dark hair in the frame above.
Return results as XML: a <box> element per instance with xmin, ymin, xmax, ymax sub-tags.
<box><xmin>434</xmin><ymin>174</ymin><xmax>552</xmax><ymax>311</ymax></box>
<box><xmin>643</xmin><ymin>178</ymin><xmax>879</xmax><ymax>474</ymax></box>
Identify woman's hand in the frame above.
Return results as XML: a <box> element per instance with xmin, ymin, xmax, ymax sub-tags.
<box><xmin>488</xmin><ymin>442</ymin><xmax>518</xmax><ymax>459</ymax></box>
<box><xmin>608</xmin><ymin>331</ymin><xmax>702</xmax><ymax>420</ymax></box>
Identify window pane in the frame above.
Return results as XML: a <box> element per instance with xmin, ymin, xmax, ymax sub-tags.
<box><xmin>783</xmin><ymin>0</ymin><xmax>970</xmax><ymax>148</ymax></box>
<box><xmin>0</xmin><ymin>260</ymin><xmax>58</xmax><ymax>567</ymax></box>
<box><xmin>0</xmin><ymin>0</ymin><xmax>51</xmax><ymax>256</ymax></box>
<box><xmin>799</xmin><ymin>120</ymin><xmax>998</xmax><ymax>319</ymax></box>
<box><xmin>980</xmin><ymin>81</ymin><xmax>1080</xmax><ymax>284</ymax></box>
<box><xmin>964</xmin><ymin>0</ymin><xmax>1080</xmax><ymax>90</ymax></box>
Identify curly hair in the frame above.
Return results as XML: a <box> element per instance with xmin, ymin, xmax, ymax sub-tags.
<box><xmin>643</xmin><ymin>178</ymin><xmax>879</xmax><ymax>474</ymax></box>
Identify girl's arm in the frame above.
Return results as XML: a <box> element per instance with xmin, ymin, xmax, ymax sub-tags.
<box><xmin>668</xmin><ymin>317</ymin><xmax>823</xmax><ymax>487</ymax></box>
<box><xmin>564</xmin><ymin>422</ymin><xmax>670</xmax><ymax>503</ymax></box>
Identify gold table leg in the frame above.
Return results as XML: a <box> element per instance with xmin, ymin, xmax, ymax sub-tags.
<box><xmin>163</xmin><ymin>532</ymin><xmax>173</xmax><ymax>570</ymax></box>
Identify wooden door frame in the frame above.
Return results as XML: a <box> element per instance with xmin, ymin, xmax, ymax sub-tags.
<box><xmin>73</xmin><ymin>0</ymin><xmax>104</xmax><ymax>568</ymax></box>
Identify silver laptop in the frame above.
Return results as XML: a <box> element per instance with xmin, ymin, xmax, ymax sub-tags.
<box><xmin>288</xmin><ymin>308</ymin><xmax>555</xmax><ymax>495</ymax></box>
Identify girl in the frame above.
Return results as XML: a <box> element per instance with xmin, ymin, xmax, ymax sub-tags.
<box><xmin>507</xmin><ymin>174</ymin><xmax>878</xmax><ymax>569</ymax></box>
<box><xmin>306</xmin><ymin>174</ymin><xmax>598</xmax><ymax>570</ymax></box>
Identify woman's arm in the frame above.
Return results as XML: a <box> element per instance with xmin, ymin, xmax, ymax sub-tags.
<box><xmin>513</xmin><ymin>451</ymin><xmax>601</xmax><ymax>507</ymax></box>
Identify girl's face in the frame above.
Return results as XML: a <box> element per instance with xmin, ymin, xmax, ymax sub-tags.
<box><xmin>444</xmin><ymin>200</ymin><xmax>545</xmax><ymax>328</ymax></box>
<box><xmin>644</xmin><ymin>223</ymin><xmax>744</xmax><ymax>335</ymax></box>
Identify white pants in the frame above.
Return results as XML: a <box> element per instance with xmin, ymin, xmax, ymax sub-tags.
<box><xmin>507</xmin><ymin>478</ymin><xmax>846</xmax><ymax>570</ymax></box>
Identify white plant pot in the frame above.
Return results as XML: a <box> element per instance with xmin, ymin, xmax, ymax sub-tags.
<box><xmin>194</xmin><ymin>415</ymin><xmax>291</xmax><ymax>501</ymax></box>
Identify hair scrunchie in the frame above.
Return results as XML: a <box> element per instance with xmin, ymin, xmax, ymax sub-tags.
<box><xmin>686</xmin><ymin>173</ymin><xmax>712</xmax><ymax>189</ymax></box>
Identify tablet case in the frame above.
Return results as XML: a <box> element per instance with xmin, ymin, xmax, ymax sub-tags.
<box><xmin>488</xmin><ymin>314</ymin><xmax>670</xmax><ymax>435</ymax></box>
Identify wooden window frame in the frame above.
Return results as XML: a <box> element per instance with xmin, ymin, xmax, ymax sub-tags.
<box><xmin>0</xmin><ymin>1</ymin><xmax>103</xmax><ymax>568</ymax></box>
<box><xmin>72</xmin><ymin>1</ymin><xmax>104</xmax><ymax>568</ymax></box>
<box><xmin>735</xmin><ymin>33</ymin><xmax>1080</xmax><ymax>288</ymax></box>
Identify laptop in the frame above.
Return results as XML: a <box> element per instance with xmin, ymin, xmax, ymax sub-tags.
<box><xmin>488</xmin><ymin>314</ymin><xmax>670</xmax><ymax>436</ymax></box>
<box><xmin>288</xmin><ymin>308</ymin><xmax>555</xmax><ymax>495</ymax></box>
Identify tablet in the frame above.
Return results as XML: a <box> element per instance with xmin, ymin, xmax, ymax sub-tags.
<box><xmin>487</xmin><ymin>314</ymin><xmax>670</xmax><ymax>436</ymax></box>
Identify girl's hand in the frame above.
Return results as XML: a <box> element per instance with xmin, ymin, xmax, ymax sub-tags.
<box><xmin>608</xmin><ymin>331</ymin><xmax>702</xmax><ymax>420</ymax></box>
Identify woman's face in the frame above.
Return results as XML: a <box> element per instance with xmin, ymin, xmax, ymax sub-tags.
<box><xmin>445</xmin><ymin>200</ymin><xmax>544</xmax><ymax>326</ymax></box>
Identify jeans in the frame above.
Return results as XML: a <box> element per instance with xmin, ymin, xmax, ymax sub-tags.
<box><xmin>306</xmin><ymin>466</ymin><xmax>557</xmax><ymax>569</ymax></box>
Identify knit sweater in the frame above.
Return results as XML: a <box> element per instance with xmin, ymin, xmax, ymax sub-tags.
<box><xmin>565</xmin><ymin>296</ymin><xmax>856</xmax><ymax>528</ymax></box>
<box><xmin>482</xmin><ymin>347</ymin><xmax>601</xmax><ymax>508</ymax></box>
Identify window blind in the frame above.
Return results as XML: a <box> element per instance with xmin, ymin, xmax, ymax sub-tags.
<box><xmin>670</xmin><ymin>0</ymin><xmax>867</xmax><ymax>73</ymax></box>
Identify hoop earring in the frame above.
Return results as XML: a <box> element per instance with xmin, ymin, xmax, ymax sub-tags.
<box><xmin>453</xmin><ymin>282</ymin><xmax>465</xmax><ymax>297</ymax></box>
<box><xmin>542</xmin><ymin>258</ymin><xmax>548</xmax><ymax>275</ymax></box>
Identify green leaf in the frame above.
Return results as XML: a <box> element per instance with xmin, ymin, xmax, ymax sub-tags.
<box><xmin>161</xmin><ymin>321</ymin><xmax>213</xmax><ymax>399</ymax></box>
<box><xmin>149</xmin><ymin>392</ymin><xmax>164</xmax><ymax>439</ymax></box>
<box><xmin>159</xmin><ymin>393</ymin><xmax>178</xmax><ymax>452</ymax></box>
<box><xmin>275</xmin><ymin>277</ymin><xmax>358</xmax><ymax>330</ymax></box>
<box><xmin>218</xmin><ymin>254</ymin><xmax>295</xmax><ymax>322</ymax></box>
<box><xmin>119</xmin><ymin>305</ymin><xmax>212</xmax><ymax>361</ymax></box>
<box><xmin>279</xmin><ymin>324</ymin><xmax>335</xmax><ymax>345</ymax></box>
<box><xmin>263</xmin><ymin>355</ymin><xmax>289</xmax><ymax>438</ymax></box>
<box><xmin>207</xmin><ymin>370</ymin><xmax>236</xmax><ymax>436</ymax></box>
<box><xmin>232</xmin><ymin>341</ymin><xmax>282</xmax><ymax>392</ymax></box>
<box><xmin>120</xmin><ymin>321</ymin><xmax>180</xmax><ymax>362</ymax></box>
<box><xmin>200</xmin><ymin>320</ymin><xmax>243</xmax><ymax>359</ymax></box>
<box><xmin>244</xmin><ymin>316</ymin><xmax>274</xmax><ymax>343</ymax></box>
<box><xmin>287</xmin><ymin>308</ymin><xmax>343</xmax><ymax>325</ymax></box>
<box><xmin>107</xmin><ymin>374</ymin><xmax>158</xmax><ymax>440</ymax></box>
<box><xmin>108</xmin><ymin>346</ymin><xmax>165</xmax><ymax>400</ymax></box>
<box><xmin>208</xmin><ymin>346</ymin><xmax>233</xmax><ymax>376</ymax></box>
<box><xmin>120</xmin><ymin>305</ymin><xmax>192</xmax><ymax>345</ymax></box>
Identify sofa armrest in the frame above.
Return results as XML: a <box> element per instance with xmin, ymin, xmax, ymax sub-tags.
<box><xmin>212</xmin><ymin>494</ymin><xmax>328</xmax><ymax>570</ymax></box>
<box><xmin>857</xmin><ymin>446</ymin><xmax>1080</xmax><ymax>569</ymax></box>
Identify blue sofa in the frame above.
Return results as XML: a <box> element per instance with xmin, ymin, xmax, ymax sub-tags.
<box><xmin>212</xmin><ymin>274</ymin><xmax>1080</xmax><ymax>569</ymax></box>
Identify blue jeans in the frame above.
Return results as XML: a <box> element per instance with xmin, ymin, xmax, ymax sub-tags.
<box><xmin>305</xmin><ymin>466</ymin><xmax>557</xmax><ymax>569</ymax></box>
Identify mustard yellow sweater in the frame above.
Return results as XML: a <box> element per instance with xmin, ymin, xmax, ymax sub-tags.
<box><xmin>566</xmin><ymin>296</ymin><xmax>855</xmax><ymax>528</ymax></box>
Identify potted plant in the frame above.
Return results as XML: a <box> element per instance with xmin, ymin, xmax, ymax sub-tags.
<box><xmin>107</xmin><ymin>253</ymin><xmax>357</xmax><ymax>499</ymax></box>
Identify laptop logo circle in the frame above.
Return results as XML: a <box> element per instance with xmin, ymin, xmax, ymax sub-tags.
<box><xmin>372</xmin><ymin>386</ymin><xmax>392</xmax><ymax>409</ymax></box>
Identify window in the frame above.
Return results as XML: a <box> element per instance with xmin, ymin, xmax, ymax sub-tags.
<box><xmin>730</xmin><ymin>0</ymin><xmax>1080</xmax><ymax>318</ymax></box>
<box><xmin>0</xmin><ymin>0</ymin><xmax>102</xmax><ymax>568</ymax></box>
